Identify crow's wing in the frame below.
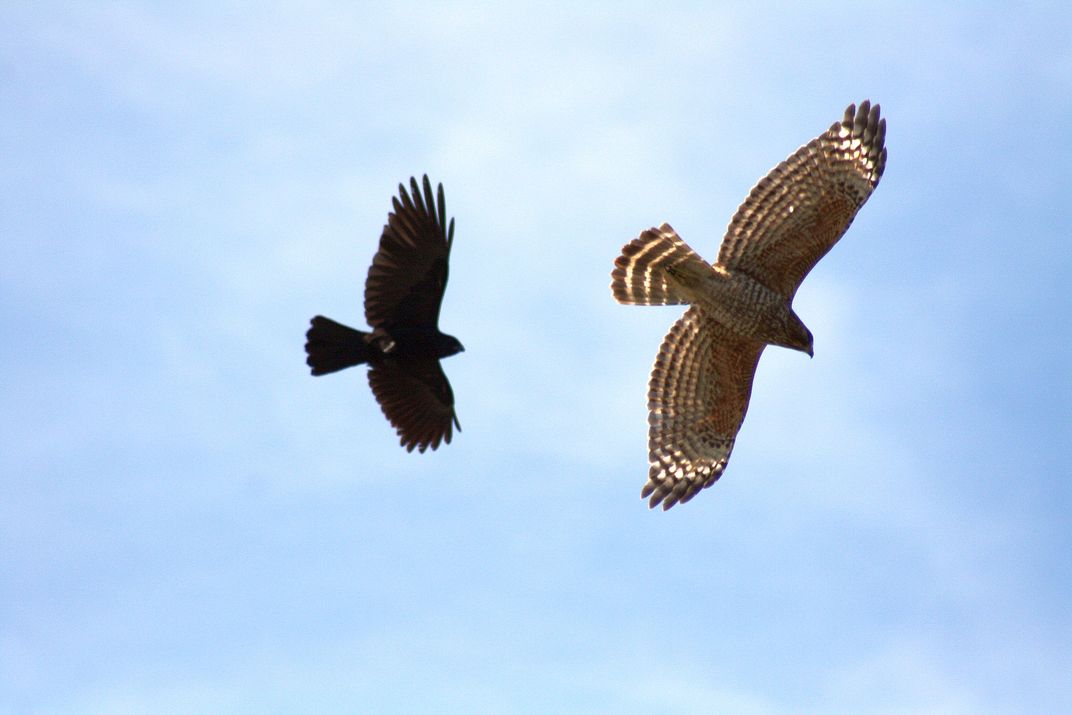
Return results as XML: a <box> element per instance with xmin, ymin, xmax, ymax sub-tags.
<box><xmin>367</xmin><ymin>358</ymin><xmax>460</xmax><ymax>453</ymax></box>
<box><xmin>365</xmin><ymin>176</ymin><xmax>455</xmax><ymax>332</ymax></box>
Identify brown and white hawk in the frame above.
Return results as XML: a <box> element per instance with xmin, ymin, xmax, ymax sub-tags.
<box><xmin>611</xmin><ymin>101</ymin><xmax>887</xmax><ymax>510</ymax></box>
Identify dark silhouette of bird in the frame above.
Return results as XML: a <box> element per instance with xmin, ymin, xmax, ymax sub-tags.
<box><xmin>305</xmin><ymin>175</ymin><xmax>463</xmax><ymax>452</ymax></box>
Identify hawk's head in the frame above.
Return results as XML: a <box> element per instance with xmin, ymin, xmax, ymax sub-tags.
<box><xmin>784</xmin><ymin>311</ymin><xmax>814</xmax><ymax>358</ymax></box>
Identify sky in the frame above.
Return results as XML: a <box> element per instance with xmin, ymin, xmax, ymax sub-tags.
<box><xmin>2</xmin><ymin>3</ymin><xmax>1070</xmax><ymax>713</ymax></box>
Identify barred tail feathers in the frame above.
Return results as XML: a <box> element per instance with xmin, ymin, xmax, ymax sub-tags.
<box><xmin>611</xmin><ymin>224</ymin><xmax>710</xmax><ymax>306</ymax></box>
<box><xmin>305</xmin><ymin>315</ymin><xmax>370</xmax><ymax>375</ymax></box>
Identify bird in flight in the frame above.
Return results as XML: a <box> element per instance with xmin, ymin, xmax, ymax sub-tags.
<box><xmin>305</xmin><ymin>175</ymin><xmax>463</xmax><ymax>452</ymax></box>
<box><xmin>611</xmin><ymin>101</ymin><xmax>887</xmax><ymax>509</ymax></box>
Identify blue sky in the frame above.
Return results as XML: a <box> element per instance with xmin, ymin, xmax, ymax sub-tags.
<box><xmin>2</xmin><ymin>3</ymin><xmax>1070</xmax><ymax>713</ymax></box>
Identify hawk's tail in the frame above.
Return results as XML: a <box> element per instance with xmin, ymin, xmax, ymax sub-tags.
<box><xmin>305</xmin><ymin>315</ymin><xmax>370</xmax><ymax>375</ymax></box>
<box><xmin>611</xmin><ymin>224</ymin><xmax>710</xmax><ymax>306</ymax></box>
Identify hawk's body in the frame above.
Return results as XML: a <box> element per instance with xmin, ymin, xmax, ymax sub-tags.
<box><xmin>612</xmin><ymin>101</ymin><xmax>887</xmax><ymax>509</ymax></box>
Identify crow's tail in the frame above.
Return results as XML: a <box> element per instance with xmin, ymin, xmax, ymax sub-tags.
<box><xmin>305</xmin><ymin>315</ymin><xmax>370</xmax><ymax>375</ymax></box>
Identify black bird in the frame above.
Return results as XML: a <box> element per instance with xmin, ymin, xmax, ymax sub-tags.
<box><xmin>305</xmin><ymin>175</ymin><xmax>463</xmax><ymax>452</ymax></box>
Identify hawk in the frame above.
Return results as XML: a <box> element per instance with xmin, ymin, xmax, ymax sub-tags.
<box><xmin>305</xmin><ymin>175</ymin><xmax>463</xmax><ymax>452</ymax></box>
<box><xmin>611</xmin><ymin>101</ymin><xmax>887</xmax><ymax>509</ymax></box>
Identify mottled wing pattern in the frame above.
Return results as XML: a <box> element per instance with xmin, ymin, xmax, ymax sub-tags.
<box><xmin>717</xmin><ymin>101</ymin><xmax>887</xmax><ymax>299</ymax></box>
<box><xmin>643</xmin><ymin>306</ymin><xmax>766</xmax><ymax>510</ymax></box>
<box><xmin>367</xmin><ymin>358</ymin><xmax>460</xmax><ymax>453</ymax></box>
<box><xmin>365</xmin><ymin>176</ymin><xmax>455</xmax><ymax>331</ymax></box>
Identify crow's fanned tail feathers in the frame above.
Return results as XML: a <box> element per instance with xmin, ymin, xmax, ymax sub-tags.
<box><xmin>305</xmin><ymin>315</ymin><xmax>370</xmax><ymax>376</ymax></box>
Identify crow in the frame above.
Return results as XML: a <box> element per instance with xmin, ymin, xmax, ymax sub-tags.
<box><xmin>305</xmin><ymin>175</ymin><xmax>463</xmax><ymax>452</ymax></box>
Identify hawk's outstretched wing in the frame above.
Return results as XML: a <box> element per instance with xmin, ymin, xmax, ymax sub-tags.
<box><xmin>367</xmin><ymin>358</ymin><xmax>460</xmax><ymax>453</ymax></box>
<box><xmin>643</xmin><ymin>306</ymin><xmax>766</xmax><ymax>510</ymax></box>
<box><xmin>717</xmin><ymin>101</ymin><xmax>887</xmax><ymax>299</ymax></box>
<box><xmin>365</xmin><ymin>175</ymin><xmax>455</xmax><ymax>332</ymax></box>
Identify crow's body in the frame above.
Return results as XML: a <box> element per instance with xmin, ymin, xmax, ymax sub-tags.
<box><xmin>305</xmin><ymin>176</ymin><xmax>463</xmax><ymax>453</ymax></box>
